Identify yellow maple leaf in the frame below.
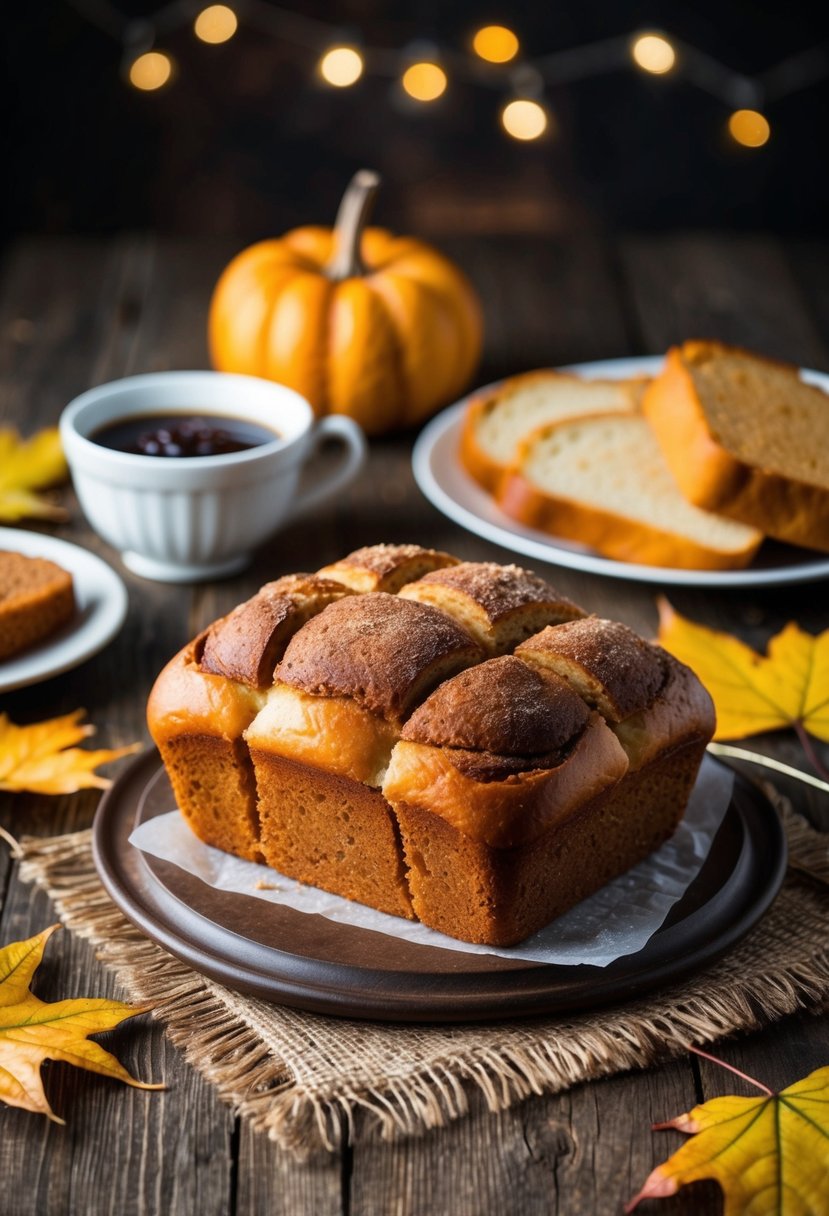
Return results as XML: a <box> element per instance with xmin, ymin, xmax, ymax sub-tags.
<box><xmin>0</xmin><ymin>426</ymin><xmax>68</xmax><ymax>522</ymax></box>
<box><xmin>626</xmin><ymin>1060</ymin><xmax>829</xmax><ymax>1215</ymax></box>
<box><xmin>657</xmin><ymin>598</ymin><xmax>829</xmax><ymax>745</ymax></box>
<box><xmin>0</xmin><ymin>925</ymin><xmax>162</xmax><ymax>1122</ymax></box>
<box><xmin>0</xmin><ymin>711</ymin><xmax>140</xmax><ymax>794</ymax></box>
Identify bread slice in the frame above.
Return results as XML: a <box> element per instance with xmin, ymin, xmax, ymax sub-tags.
<box><xmin>498</xmin><ymin>412</ymin><xmax>763</xmax><ymax>570</ymax></box>
<box><xmin>0</xmin><ymin>551</ymin><xmax>75</xmax><ymax>661</ymax></box>
<box><xmin>460</xmin><ymin>370</ymin><xmax>644</xmax><ymax>493</ymax></box>
<box><xmin>644</xmin><ymin>341</ymin><xmax>829</xmax><ymax>551</ymax></box>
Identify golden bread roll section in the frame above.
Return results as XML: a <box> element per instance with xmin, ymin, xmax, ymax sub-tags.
<box><xmin>398</xmin><ymin>561</ymin><xmax>584</xmax><ymax>653</ymax></box>
<box><xmin>317</xmin><ymin>542</ymin><xmax>458</xmax><ymax>592</ymax></box>
<box><xmin>246</xmin><ymin>592</ymin><xmax>484</xmax><ymax>916</ymax></box>
<box><xmin>147</xmin><ymin>542</ymin><xmax>716</xmax><ymax>945</ymax></box>
<box><xmin>200</xmin><ymin>574</ymin><xmax>354</xmax><ymax>686</ymax></box>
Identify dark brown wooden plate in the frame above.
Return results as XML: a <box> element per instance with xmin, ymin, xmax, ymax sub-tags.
<box><xmin>92</xmin><ymin>750</ymin><xmax>787</xmax><ymax>1023</ymax></box>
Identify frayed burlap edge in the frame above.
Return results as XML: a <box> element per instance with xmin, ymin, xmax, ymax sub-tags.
<box><xmin>15</xmin><ymin>799</ymin><xmax>829</xmax><ymax>1157</ymax></box>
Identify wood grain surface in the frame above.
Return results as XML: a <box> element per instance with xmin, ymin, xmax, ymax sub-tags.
<box><xmin>0</xmin><ymin>233</ymin><xmax>827</xmax><ymax>1216</ymax></box>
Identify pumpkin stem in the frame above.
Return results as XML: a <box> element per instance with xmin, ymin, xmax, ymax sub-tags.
<box><xmin>326</xmin><ymin>169</ymin><xmax>380</xmax><ymax>281</ymax></box>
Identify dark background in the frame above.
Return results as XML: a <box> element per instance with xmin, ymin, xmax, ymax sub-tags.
<box><xmin>4</xmin><ymin>0</ymin><xmax>829</xmax><ymax>245</ymax></box>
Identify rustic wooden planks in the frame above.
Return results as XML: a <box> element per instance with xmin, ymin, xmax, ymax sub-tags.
<box><xmin>0</xmin><ymin>232</ymin><xmax>826</xmax><ymax>1214</ymax></box>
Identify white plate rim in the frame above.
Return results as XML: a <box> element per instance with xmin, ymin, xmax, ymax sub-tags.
<box><xmin>0</xmin><ymin>528</ymin><xmax>128</xmax><ymax>692</ymax></box>
<box><xmin>412</xmin><ymin>355</ymin><xmax>829</xmax><ymax>588</ymax></box>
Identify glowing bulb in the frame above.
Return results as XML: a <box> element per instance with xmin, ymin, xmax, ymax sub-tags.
<box><xmin>402</xmin><ymin>62</ymin><xmax>447</xmax><ymax>102</ymax></box>
<box><xmin>319</xmin><ymin>46</ymin><xmax>364</xmax><ymax>87</ymax></box>
<box><xmin>472</xmin><ymin>25</ymin><xmax>519</xmax><ymax>63</ymax></box>
<box><xmin>128</xmin><ymin>51</ymin><xmax>173</xmax><ymax>91</ymax></box>
<box><xmin>631</xmin><ymin>33</ymin><xmax>675</xmax><ymax>75</ymax></box>
<box><xmin>194</xmin><ymin>5</ymin><xmax>237</xmax><ymax>44</ymax></box>
<box><xmin>501</xmin><ymin>98</ymin><xmax>548</xmax><ymax>141</ymax></box>
<box><xmin>728</xmin><ymin>109</ymin><xmax>770</xmax><ymax>147</ymax></box>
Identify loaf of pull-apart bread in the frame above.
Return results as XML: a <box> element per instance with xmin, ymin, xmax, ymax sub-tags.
<box><xmin>147</xmin><ymin>544</ymin><xmax>715</xmax><ymax>946</ymax></box>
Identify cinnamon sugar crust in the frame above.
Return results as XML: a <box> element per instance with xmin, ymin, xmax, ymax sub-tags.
<box><xmin>517</xmin><ymin>618</ymin><xmax>665</xmax><ymax>722</ymax></box>
<box><xmin>402</xmin><ymin>655</ymin><xmax>589</xmax><ymax>756</ymax></box>
<box><xmin>199</xmin><ymin>575</ymin><xmax>352</xmax><ymax>687</ymax></box>
<box><xmin>318</xmin><ymin>543</ymin><xmax>459</xmax><ymax>593</ymax></box>
<box><xmin>276</xmin><ymin>592</ymin><xmax>483</xmax><ymax>720</ymax></box>
<box><xmin>399</xmin><ymin>561</ymin><xmax>584</xmax><ymax>653</ymax></box>
<box><xmin>404</xmin><ymin>562</ymin><xmax>582</xmax><ymax>622</ymax></box>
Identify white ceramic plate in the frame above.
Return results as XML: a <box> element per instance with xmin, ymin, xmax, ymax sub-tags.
<box><xmin>0</xmin><ymin>528</ymin><xmax>128</xmax><ymax>692</ymax></box>
<box><xmin>412</xmin><ymin>355</ymin><xmax>829</xmax><ymax>588</ymax></box>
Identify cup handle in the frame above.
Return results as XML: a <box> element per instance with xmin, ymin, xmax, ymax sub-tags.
<box><xmin>288</xmin><ymin>415</ymin><xmax>367</xmax><ymax>520</ymax></box>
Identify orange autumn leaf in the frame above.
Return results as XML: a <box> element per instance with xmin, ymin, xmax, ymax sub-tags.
<box><xmin>0</xmin><ymin>426</ymin><xmax>68</xmax><ymax>522</ymax></box>
<box><xmin>657</xmin><ymin>598</ymin><xmax>829</xmax><ymax>744</ymax></box>
<box><xmin>0</xmin><ymin>925</ymin><xmax>162</xmax><ymax>1122</ymax></box>
<box><xmin>626</xmin><ymin>1063</ymin><xmax>829</xmax><ymax>1215</ymax></box>
<box><xmin>0</xmin><ymin>710</ymin><xmax>140</xmax><ymax>794</ymax></box>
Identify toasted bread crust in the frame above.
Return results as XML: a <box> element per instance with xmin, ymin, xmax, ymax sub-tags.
<box><xmin>402</xmin><ymin>655</ymin><xmax>589</xmax><ymax>756</ymax></box>
<box><xmin>516</xmin><ymin>619</ymin><xmax>666</xmax><ymax>722</ymax></box>
<box><xmin>276</xmin><ymin>592</ymin><xmax>483</xmax><ymax>720</ymax></box>
<box><xmin>200</xmin><ymin>575</ymin><xmax>353</xmax><ymax>687</ymax></box>
<box><xmin>318</xmin><ymin>543</ymin><xmax>458</xmax><ymax>593</ymax></box>
<box><xmin>399</xmin><ymin>561</ymin><xmax>584</xmax><ymax>653</ymax></box>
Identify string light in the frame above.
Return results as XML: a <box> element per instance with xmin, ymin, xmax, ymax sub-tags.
<box><xmin>67</xmin><ymin>0</ymin><xmax>827</xmax><ymax>152</ymax></box>
<box><xmin>402</xmin><ymin>62</ymin><xmax>447</xmax><ymax>102</ymax></box>
<box><xmin>472</xmin><ymin>25</ymin><xmax>519</xmax><ymax>64</ymax></box>
<box><xmin>501</xmin><ymin>98</ymin><xmax>548</xmax><ymax>140</ymax></box>
<box><xmin>319</xmin><ymin>46</ymin><xmax>363</xmax><ymax>87</ymax></box>
<box><xmin>631</xmin><ymin>33</ymin><xmax>676</xmax><ymax>75</ymax></box>
<box><xmin>128</xmin><ymin>50</ymin><xmax>174</xmax><ymax>90</ymax></box>
<box><xmin>728</xmin><ymin>109</ymin><xmax>771</xmax><ymax>147</ymax></box>
<box><xmin>194</xmin><ymin>5</ymin><xmax>237</xmax><ymax>45</ymax></box>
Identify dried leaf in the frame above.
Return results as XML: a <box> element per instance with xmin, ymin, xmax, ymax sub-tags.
<box><xmin>627</xmin><ymin>1063</ymin><xmax>829</xmax><ymax>1215</ymax></box>
<box><xmin>0</xmin><ymin>711</ymin><xmax>140</xmax><ymax>794</ymax></box>
<box><xmin>0</xmin><ymin>426</ymin><xmax>68</xmax><ymax>522</ymax></box>
<box><xmin>657</xmin><ymin>598</ymin><xmax>829</xmax><ymax>744</ymax></box>
<box><xmin>0</xmin><ymin>925</ymin><xmax>162</xmax><ymax>1122</ymax></box>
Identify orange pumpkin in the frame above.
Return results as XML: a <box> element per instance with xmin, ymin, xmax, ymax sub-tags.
<box><xmin>208</xmin><ymin>171</ymin><xmax>483</xmax><ymax>435</ymax></box>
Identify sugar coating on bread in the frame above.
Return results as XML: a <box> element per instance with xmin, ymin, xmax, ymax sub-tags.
<box><xmin>516</xmin><ymin>618</ymin><xmax>665</xmax><ymax>723</ymax></box>
<box><xmin>399</xmin><ymin>561</ymin><xmax>584</xmax><ymax>653</ymax></box>
<box><xmin>403</xmin><ymin>655</ymin><xmax>589</xmax><ymax>756</ymax></box>
<box><xmin>498</xmin><ymin>411</ymin><xmax>763</xmax><ymax>569</ymax></box>
<box><xmin>0</xmin><ymin>551</ymin><xmax>75</xmax><ymax>661</ymax></box>
<box><xmin>318</xmin><ymin>543</ymin><xmax>458</xmax><ymax>592</ymax></box>
<box><xmin>276</xmin><ymin>592</ymin><xmax>483</xmax><ymax>721</ymax></box>
<box><xmin>644</xmin><ymin>342</ymin><xmax>829</xmax><ymax>551</ymax></box>
<box><xmin>460</xmin><ymin>370</ymin><xmax>644</xmax><ymax>492</ymax></box>
<box><xmin>200</xmin><ymin>574</ymin><xmax>354</xmax><ymax>687</ymax></box>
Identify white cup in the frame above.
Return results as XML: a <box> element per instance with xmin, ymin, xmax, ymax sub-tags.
<box><xmin>60</xmin><ymin>371</ymin><xmax>366</xmax><ymax>583</ymax></box>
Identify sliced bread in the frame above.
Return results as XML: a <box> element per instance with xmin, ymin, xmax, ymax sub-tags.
<box><xmin>0</xmin><ymin>551</ymin><xmax>75</xmax><ymax>661</ymax></box>
<box><xmin>460</xmin><ymin>370</ymin><xmax>644</xmax><ymax>493</ymax></box>
<box><xmin>644</xmin><ymin>341</ymin><xmax>829</xmax><ymax>551</ymax></box>
<box><xmin>497</xmin><ymin>412</ymin><xmax>763</xmax><ymax>570</ymax></box>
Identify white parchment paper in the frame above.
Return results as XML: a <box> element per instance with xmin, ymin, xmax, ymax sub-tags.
<box><xmin>129</xmin><ymin>754</ymin><xmax>732</xmax><ymax>966</ymax></box>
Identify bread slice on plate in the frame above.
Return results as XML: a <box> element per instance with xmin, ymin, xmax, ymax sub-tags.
<box><xmin>497</xmin><ymin>411</ymin><xmax>763</xmax><ymax>570</ymax></box>
<box><xmin>644</xmin><ymin>341</ymin><xmax>829</xmax><ymax>551</ymax></box>
<box><xmin>460</xmin><ymin>370</ymin><xmax>645</xmax><ymax>493</ymax></box>
<box><xmin>0</xmin><ymin>551</ymin><xmax>75</xmax><ymax>661</ymax></box>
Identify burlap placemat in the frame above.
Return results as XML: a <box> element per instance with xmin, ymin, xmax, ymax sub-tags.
<box><xmin>16</xmin><ymin>799</ymin><xmax>829</xmax><ymax>1157</ymax></box>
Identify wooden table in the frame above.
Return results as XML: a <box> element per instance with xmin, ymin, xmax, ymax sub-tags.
<box><xmin>1</xmin><ymin>233</ymin><xmax>827</xmax><ymax>1215</ymax></box>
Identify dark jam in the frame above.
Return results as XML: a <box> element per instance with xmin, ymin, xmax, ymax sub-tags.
<box><xmin>90</xmin><ymin>413</ymin><xmax>280</xmax><ymax>458</ymax></box>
